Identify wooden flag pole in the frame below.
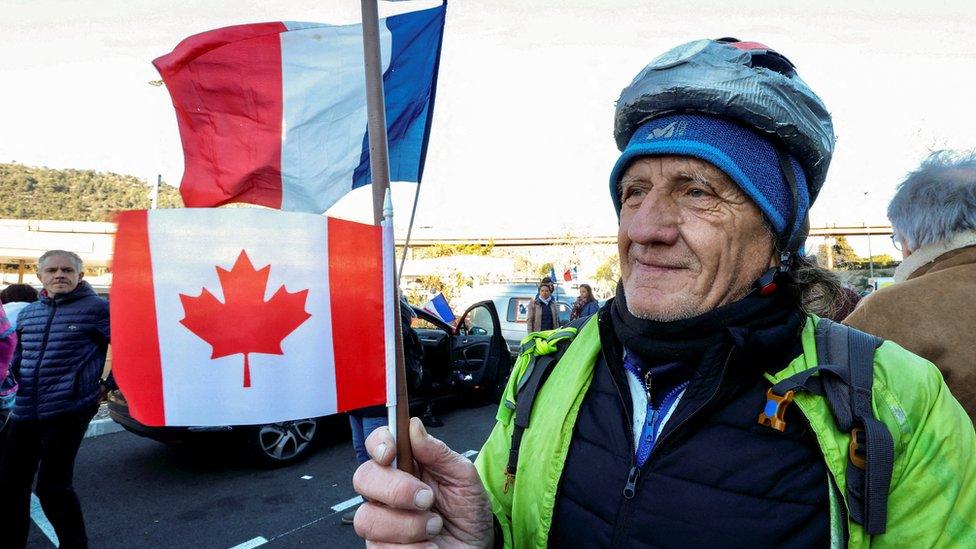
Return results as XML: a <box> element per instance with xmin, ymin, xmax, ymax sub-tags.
<box><xmin>361</xmin><ymin>0</ymin><xmax>414</xmax><ymax>474</ymax></box>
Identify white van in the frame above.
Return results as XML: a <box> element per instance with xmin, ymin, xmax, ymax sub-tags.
<box><xmin>459</xmin><ymin>283</ymin><xmax>577</xmax><ymax>355</ymax></box>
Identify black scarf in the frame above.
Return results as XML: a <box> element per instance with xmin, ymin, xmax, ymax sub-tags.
<box><xmin>610</xmin><ymin>280</ymin><xmax>805</xmax><ymax>373</ymax></box>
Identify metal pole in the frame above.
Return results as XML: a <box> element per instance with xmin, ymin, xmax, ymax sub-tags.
<box><xmin>361</xmin><ymin>0</ymin><xmax>413</xmax><ymax>474</ymax></box>
<box><xmin>151</xmin><ymin>174</ymin><xmax>160</xmax><ymax>210</ymax></box>
<box><xmin>867</xmin><ymin>228</ymin><xmax>874</xmax><ymax>279</ymax></box>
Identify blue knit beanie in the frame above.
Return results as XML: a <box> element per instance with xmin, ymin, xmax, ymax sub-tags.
<box><xmin>609</xmin><ymin>113</ymin><xmax>809</xmax><ymax>245</ymax></box>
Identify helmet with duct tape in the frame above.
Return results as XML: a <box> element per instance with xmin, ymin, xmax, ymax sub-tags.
<box><xmin>610</xmin><ymin>38</ymin><xmax>833</xmax><ymax>259</ymax></box>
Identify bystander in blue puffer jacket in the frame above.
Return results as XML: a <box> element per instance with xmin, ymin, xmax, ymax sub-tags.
<box><xmin>10</xmin><ymin>281</ymin><xmax>109</xmax><ymax>420</ymax></box>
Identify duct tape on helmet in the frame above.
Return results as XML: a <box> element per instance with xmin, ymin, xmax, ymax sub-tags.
<box><xmin>614</xmin><ymin>39</ymin><xmax>835</xmax><ymax>205</ymax></box>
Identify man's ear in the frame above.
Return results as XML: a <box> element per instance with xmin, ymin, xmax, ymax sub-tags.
<box><xmin>900</xmin><ymin>236</ymin><xmax>913</xmax><ymax>259</ymax></box>
<box><xmin>78</xmin><ymin>270</ymin><xmax>85</xmax><ymax>281</ymax></box>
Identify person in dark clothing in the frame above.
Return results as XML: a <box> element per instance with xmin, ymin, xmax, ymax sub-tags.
<box><xmin>570</xmin><ymin>283</ymin><xmax>600</xmax><ymax>320</ymax></box>
<box><xmin>525</xmin><ymin>277</ymin><xmax>559</xmax><ymax>332</ymax></box>
<box><xmin>1</xmin><ymin>285</ymin><xmax>38</xmax><ymax>457</ymax></box>
<box><xmin>349</xmin><ymin>38</ymin><xmax>974</xmax><ymax>548</ymax></box>
<box><xmin>0</xmin><ymin>250</ymin><xmax>110</xmax><ymax>549</ymax></box>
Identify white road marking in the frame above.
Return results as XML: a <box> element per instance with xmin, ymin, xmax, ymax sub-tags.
<box><xmin>228</xmin><ymin>536</ymin><xmax>268</xmax><ymax>549</ymax></box>
<box><xmin>330</xmin><ymin>495</ymin><xmax>363</xmax><ymax>512</ymax></box>
<box><xmin>300</xmin><ymin>475</ymin><xmax>313</xmax><ymax>480</ymax></box>
<box><xmin>462</xmin><ymin>449</ymin><xmax>479</xmax><ymax>459</ymax></box>
<box><xmin>30</xmin><ymin>493</ymin><xmax>58</xmax><ymax>546</ymax></box>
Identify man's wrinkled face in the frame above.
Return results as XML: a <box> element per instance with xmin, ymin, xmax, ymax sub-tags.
<box><xmin>618</xmin><ymin>155</ymin><xmax>775</xmax><ymax>321</ymax></box>
<box><xmin>38</xmin><ymin>254</ymin><xmax>83</xmax><ymax>296</ymax></box>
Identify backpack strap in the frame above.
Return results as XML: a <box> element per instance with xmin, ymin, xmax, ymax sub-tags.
<box><xmin>758</xmin><ymin>319</ymin><xmax>892</xmax><ymax>535</ymax></box>
<box><xmin>503</xmin><ymin>319</ymin><xmax>587</xmax><ymax>493</ymax></box>
<box><xmin>816</xmin><ymin>319</ymin><xmax>893</xmax><ymax>535</ymax></box>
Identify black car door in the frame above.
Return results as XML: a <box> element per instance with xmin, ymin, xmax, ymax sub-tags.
<box><xmin>451</xmin><ymin>300</ymin><xmax>508</xmax><ymax>390</ymax></box>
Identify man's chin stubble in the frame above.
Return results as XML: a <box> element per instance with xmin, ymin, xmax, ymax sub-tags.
<box><xmin>623</xmin><ymin>285</ymin><xmax>703</xmax><ymax>322</ymax></box>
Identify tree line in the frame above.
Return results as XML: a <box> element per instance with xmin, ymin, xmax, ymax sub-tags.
<box><xmin>0</xmin><ymin>163</ymin><xmax>183</xmax><ymax>221</ymax></box>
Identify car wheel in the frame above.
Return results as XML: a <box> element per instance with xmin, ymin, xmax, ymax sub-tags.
<box><xmin>246</xmin><ymin>418</ymin><xmax>319</xmax><ymax>467</ymax></box>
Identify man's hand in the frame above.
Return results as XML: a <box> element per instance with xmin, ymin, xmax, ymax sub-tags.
<box><xmin>352</xmin><ymin>417</ymin><xmax>494</xmax><ymax>548</ymax></box>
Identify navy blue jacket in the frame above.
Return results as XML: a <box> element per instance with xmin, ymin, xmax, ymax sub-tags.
<box><xmin>11</xmin><ymin>281</ymin><xmax>109</xmax><ymax>421</ymax></box>
<box><xmin>548</xmin><ymin>306</ymin><xmax>830</xmax><ymax>547</ymax></box>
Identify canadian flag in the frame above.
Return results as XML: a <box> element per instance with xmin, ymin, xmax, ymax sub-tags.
<box><xmin>111</xmin><ymin>209</ymin><xmax>388</xmax><ymax>427</ymax></box>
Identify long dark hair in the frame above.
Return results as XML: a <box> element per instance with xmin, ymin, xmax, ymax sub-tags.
<box><xmin>578</xmin><ymin>284</ymin><xmax>595</xmax><ymax>303</ymax></box>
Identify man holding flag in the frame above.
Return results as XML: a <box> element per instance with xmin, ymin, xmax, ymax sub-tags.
<box><xmin>350</xmin><ymin>37</ymin><xmax>976</xmax><ymax>547</ymax></box>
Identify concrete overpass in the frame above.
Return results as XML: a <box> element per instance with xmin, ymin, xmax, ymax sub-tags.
<box><xmin>0</xmin><ymin>218</ymin><xmax>892</xmax><ymax>282</ymax></box>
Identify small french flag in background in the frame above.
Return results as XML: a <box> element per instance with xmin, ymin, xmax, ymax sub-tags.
<box><xmin>423</xmin><ymin>292</ymin><xmax>456</xmax><ymax>324</ymax></box>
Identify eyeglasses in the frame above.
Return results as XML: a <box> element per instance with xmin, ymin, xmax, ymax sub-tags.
<box><xmin>890</xmin><ymin>234</ymin><xmax>902</xmax><ymax>252</ymax></box>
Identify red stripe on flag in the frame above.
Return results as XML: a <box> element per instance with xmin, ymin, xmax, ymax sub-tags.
<box><xmin>153</xmin><ymin>22</ymin><xmax>287</xmax><ymax>210</ymax></box>
<box><xmin>328</xmin><ymin>217</ymin><xmax>386</xmax><ymax>412</ymax></box>
<box><xmin>111</xmin><ymin>211</ymin><xmax>166</xmax><ymax>426</ymax></box>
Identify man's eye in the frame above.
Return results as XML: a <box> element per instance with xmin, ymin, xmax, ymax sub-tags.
<box><xmin>624</xmin><ymin>187</ymin><xmax>647</xmax><ymax>201</ymax></box>
<box><xmin>688</xmin><ymin>188</ymin><xmax>710</xmax><ymax>198</ymax></box>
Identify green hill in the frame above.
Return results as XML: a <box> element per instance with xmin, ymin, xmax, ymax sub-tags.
<box><xmin>0</xmin><ymin>163</ymin><xmax>183</xmax><ymax>221</ymax></box>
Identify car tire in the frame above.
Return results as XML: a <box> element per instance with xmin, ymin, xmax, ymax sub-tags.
<box><xmin>244</xmin><ymin>418</ymin><xmax>319</xmax><ymax>467</ymax></box>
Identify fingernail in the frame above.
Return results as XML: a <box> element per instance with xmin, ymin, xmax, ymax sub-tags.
<box><xmin>375</xmin><ymin>443</ymin><xmax>387</xmax><ymax>460</ymax></box>
<box><xmin>426</xmin><ymin>515</ymin><xmax>443</xmax><ymax>536</ymax></box>
<box><xmin>417</xmin><ymin>419</ymin><xmax>429</xmax><ymax>437</ymax></box>
<box><xmin>414</xmin><ymin>488</ymin><xmax>433</xmax><ymax>509</ymax></box>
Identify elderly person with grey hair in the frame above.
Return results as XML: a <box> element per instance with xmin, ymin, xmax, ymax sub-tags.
<box><xmin>0</xmin><ymin>250</ymin><xmax>110</xmax><ymax>548</ymax></box>
<box><xmin>846</xmin><ymin>150</ymin><xmax>976</xmax><ymax>422</ymax></box>
<box><xmin>350</xmin><ymin>39</ymin><xmax>975</xmax><ymax>548</ymax></box>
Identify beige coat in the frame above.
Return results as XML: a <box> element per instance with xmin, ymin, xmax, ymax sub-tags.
<box><xmin>526</xmin><ymin>298</ymin><xmax>560</xmax><ymax>333</ymax></box>
<box><xmin>844</xmin><ymin>230</ymin><xmax>976</xmax><ymax>422</ymax></box>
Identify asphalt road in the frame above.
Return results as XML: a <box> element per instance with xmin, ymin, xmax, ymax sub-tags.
<box><xmin>25</xmin><ymin>403</ymin><xmax>498</xmax><ymax>549</ymax></box>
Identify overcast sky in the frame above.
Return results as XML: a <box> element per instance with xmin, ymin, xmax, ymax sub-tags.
<box><xmin>2</xmin><ymin>0</ymin><xmax>974</xmax><ymax>255</ymax></box>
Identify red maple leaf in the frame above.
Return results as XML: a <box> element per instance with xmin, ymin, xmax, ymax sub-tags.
<box><xmin>179</xmin><ymin>250</ymin><xmax>312</xmax><ymax>388</ymax></box>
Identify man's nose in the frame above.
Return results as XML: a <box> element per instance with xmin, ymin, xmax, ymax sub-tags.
<box><xmin>626</xmin><ymin>190</ymin><xmax>680</xmax><ymax>246</ymax></box>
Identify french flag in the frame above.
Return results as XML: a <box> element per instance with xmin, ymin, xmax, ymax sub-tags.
<box><xmin>111</xmin><ymin>209</ymin><xmax>389</xmax><ymax>427</ymax></box>
<box><xmin>423</xmin><ymin>292</ymin><xmax>455</xmax><ymax>324</ymax></box>
<box><xmin>153</xmin><ymin>3</ymin><xmax>446</xmax><ymax>214</ymax></box>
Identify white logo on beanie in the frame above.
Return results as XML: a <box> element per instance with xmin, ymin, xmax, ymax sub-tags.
<box><xmin>647</xmin><ymin>120</ymin><xmax>688</xmax><ymax>139</ymax></box>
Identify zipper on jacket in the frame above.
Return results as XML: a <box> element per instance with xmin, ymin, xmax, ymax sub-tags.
<box><xmin>622</xmin><ymin>466</ymin><xmax>640</xmax><ymax>499</ymax></box>
<box><xmin>602</xmin><ymin>339</ymin><xmax>637</xmax><ymax>496</ymax></box>
<box><xmin>608</xmin><ymin>347</ymin><xmax>733</xmax><ymax>549</ymax></box>
<box><xmin>643</xmin><ymin>370</ymin><xmax>653</xmax><ymax>402</ymax></box>
<box><xmin>601</xmin><ymin>336</ymin><xmax>642</xmax><ymax>547</ymax></box>
<box><xmin>639</xmin><ymin>382</ymin><xmax>690</xmax><ymax>459</ymax></box>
